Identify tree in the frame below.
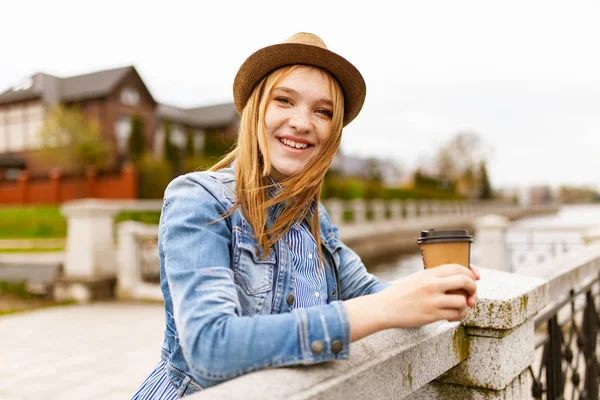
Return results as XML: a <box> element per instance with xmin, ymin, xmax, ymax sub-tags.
<box><xmin>478</xmin><ymin>161</ymin><xmax>493</xmax><ymax>199</ymax></box>
<box><xmin>185</xmin><ymin>128</ymin><xmax>195</xmax><ymax>158</ymax></box>
<box><xmin>435</xmin><ymin>132</ymin><xmax>492</xmax><ymax>198</ymax></box>
<box><xmin>163</xmin><ymin>121</ymin><xmax>179</xmax><ymax>167</ymax></box>
<box><xmin>38</xmin><ymin>105</ymin><xmax>111</xmax><ymax>196</ymax></box>
<box><xmin>127</xmin><ymin>113</ymin><xmax>146</xmax><ymax>161</ymax></box>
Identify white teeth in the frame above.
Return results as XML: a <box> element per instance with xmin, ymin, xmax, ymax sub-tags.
<box><xmin>279</xmin><ymin>138</ymin><xmax>308</xmax><ymax>149</ymax></box>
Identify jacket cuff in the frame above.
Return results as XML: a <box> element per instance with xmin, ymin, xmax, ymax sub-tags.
<box><xmin>295</xmin><ymin>301</ymin><xmax>350</xmax><ymax>363</ymax></box>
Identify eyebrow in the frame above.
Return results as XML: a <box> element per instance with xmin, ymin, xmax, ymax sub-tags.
<box><xmin>274</xmin><ymin>86</ymin><xmax>333</xmax><ymax>107</ymax></box>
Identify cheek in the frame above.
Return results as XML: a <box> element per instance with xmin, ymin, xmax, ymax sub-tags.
<box><xmin>264</xmin><ymin>105</ymin><xmax>283</xmax><ymax>132</ymax></box>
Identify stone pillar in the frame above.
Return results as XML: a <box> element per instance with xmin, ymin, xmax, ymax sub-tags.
<box><xmin>474</xmin><ymin>214</ymin><xmax>510</xmax><ymax>272</ymax></box>
<box><xmin>324</xmin><ymin>199</ymin><xmax>344</xmax><ymax>226</ymax></box>
<box><xmin>55</xmin><ymin>200</ymin><xmax>120</xmax><ymax>302</ymax></box>
<box><xmin>414</xmin><ymin>268</ymin><xmax>549</xmax><ymax>399</ymax></box>
<box><xmin>351</xmin><ymin>199</ymin><xmax>366</xmax><ymax>224</ymax></box>
<box><xmin>371</xmin><ymin>200</ymin><xmax>386</xmax><ymax>222</ymax></box>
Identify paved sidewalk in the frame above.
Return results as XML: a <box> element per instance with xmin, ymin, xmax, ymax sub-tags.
<box><xmin>0</xmin><ymin>302</ymin><xmax>164</xmax><ymax>400</ymax></box>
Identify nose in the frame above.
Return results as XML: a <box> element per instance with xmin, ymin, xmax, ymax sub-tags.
<box><xmin>288</xmin><ymin>110</ymin><xmax>312</xmax><ymax>133</ymax></box>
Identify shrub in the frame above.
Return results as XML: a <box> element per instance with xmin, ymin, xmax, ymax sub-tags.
<box><xmin>137</xmin><ymin>153</ymin><xmax>173</xmax><ymax>199</ymax></box>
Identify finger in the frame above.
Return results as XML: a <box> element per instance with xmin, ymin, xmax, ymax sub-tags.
<box><xmin>431</xmin><ymin>264</ymin><xmax>476</xmax><ymax>280</ymax></box>
<box><xmin>467</xmin><ymin>292</ymin><xmax>478</xmax><ymax>308</ymax></box>
<box><xmin>438</xmin><ymin>275</ymin><xmax>477</xmax><ymax>295</ymax></box>
<box><xmin>469</xmin><ymin>264</ymin><xmax>481</xmax><ymax>280</ymax></box>
<box><xmin>440</xmin><ymin>307</ymin><xmax>464</xmax><ymax>322</ymax></box>
<box><xmin>437</xmin><ymin>293</ymin><xmax>468</xmax><ymax>309</ymax></box>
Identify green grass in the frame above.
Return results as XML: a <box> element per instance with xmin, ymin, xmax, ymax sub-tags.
<box><xmin>0</xmin><ymin>206</ymin><xmax>162</xmax><ymax>239</ymax></box>
<box><xmin>0</xmin><ymin>281</ymin><xmax>34</xmax><ymax>299</ymax></box>
<box><xmin>114</xmin><ymin>211</ymin><xmax>161</xmax><ymax>226</ymax></box>
<box><xmin>0</xmin><ymin>248</ymin><xmax>64</xmax><ymax>253</ymax></box>
<box><xmin>0</xmin><ymin>207</ymin><xmax>67</xmax><ymax>239</ymax></box>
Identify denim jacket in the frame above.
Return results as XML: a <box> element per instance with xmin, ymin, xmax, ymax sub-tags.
<box><xmin>158</xmin><ymin>166</ymin><xmax>389</xmax><ymax>396</ymax></box>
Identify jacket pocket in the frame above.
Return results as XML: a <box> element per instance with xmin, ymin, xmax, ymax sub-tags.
<box><xmin>233</xmin><ymin>229</ymin><xmax>275</xmax><ymax>296</ymax></box>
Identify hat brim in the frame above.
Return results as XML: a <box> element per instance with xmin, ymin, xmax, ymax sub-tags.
<box><xmin>233</xmin><ymin>42</ymin><xmax>366</xmax><ymax>127</ymax></box>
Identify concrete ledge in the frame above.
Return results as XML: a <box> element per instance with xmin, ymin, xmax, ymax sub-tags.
<box><xmin>190</xmin><ymin>321</ymin><xmax>467</xmax><ymax>400</ymax></box>
<box><xmin>410</xmin><ymin>369</ymin><xmax>530</xmax><ymax>399</ymax></box>
<box><xmin>517</xmin><ymin>241</ymin><xmax>600</xmax><ymax>300</ymax></box>
<box><xmin>461</xmin><ymin>268</ymin><xmax>549</xmax><ymax>330</ymax></box>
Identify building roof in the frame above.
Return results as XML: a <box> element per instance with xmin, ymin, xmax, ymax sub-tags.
<box><xmin>157</xmin><ymin>102</ymin><xmax>238</xmax><ymax>129</ymax></box>
<box><xmin>0</xmin><ymin>66</ymin><xmax>154</xmax><ymax>105</ymax></box>
<box><xmin>60</xmin><ymin>66</ymin><xmax>133</xmax><ymax>101</ymax></box>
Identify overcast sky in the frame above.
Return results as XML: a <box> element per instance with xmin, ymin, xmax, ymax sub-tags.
<box><xmin>1</xmin><ymin>0</ymin><xmax>599</xmax><ymax>190</ymax></box>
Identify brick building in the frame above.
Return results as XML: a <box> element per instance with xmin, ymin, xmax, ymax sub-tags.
<box><xmin>0</xmin><ymin>65</ymin><xmax>239</xmax><ymax>181</ymax></box>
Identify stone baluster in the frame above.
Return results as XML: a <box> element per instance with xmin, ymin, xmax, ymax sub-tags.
<box><xmin>351</xmin><ymin>199</ymin><xmax>366</xmax><ymax>224</ymax></box>
<box><xmin>474</xmin><ymin>214</ymin><xmax>510</xmax><ymax>272</ymax></box>
<box><xmin>371</xmin><ymin>199</ymin><xmax>386</xmax><ymax>222</ymax></box>
<box><xmin>390</xmin><ymin>201</ymin><xmax>403</xmax><ymax>220</ymax></box>
<box><xmin>324</xmin><ymin>198</ymin><xmax>344</xmax><ymax>226</ymax></box>
<box><xmin>405</xmin><ymin>200</ymin><xmax>417</xmax><ymax>219</ymax></box>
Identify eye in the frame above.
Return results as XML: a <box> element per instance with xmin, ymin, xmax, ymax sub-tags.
<box><xmin>275</xmin><ymin>97</ymin><xmax>292</xmax><ymax>105</ymax></box>
<box><xmin>316</xmin><ymin>109</ymin><xmax>333</xmax><ymax>118</ymax></box>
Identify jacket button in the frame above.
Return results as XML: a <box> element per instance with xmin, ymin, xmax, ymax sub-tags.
<box><xmin>331</xmin><ymin>339</ymin><xmax>343</xmax><ymax>354</ymax></box>
<box><xmin>311</xmin><ymin>340</ymin><xmax>324</xmax><ymax>355</ymax></box>
<box><xmin>286</xmin><ymin>293</ymin><xmax>295</xmax><ymax>305</ymax></box>
<box><xmin>331</xmin><ymin>291</ymin><xmax>336</xmax><ymax>298</ymax></box>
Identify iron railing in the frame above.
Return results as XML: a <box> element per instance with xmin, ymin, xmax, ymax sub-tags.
<box><xmin>529</xmin><ymin>273</ymin><xmax>599</xmax><ymax>399</ymax></box>
<box><xmin>506</xmin><ymin>229</ymin><xmax>585</xmax><ymax>271</ymax></box>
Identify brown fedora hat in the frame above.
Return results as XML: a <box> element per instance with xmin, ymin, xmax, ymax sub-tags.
<box><xmin>233</xmin><ymin>32</ymin><xmax>366</xmax><ymax>127</ymax></box>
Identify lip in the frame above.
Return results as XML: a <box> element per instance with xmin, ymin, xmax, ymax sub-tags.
<box><xmin>276</xmin><ymin>135</ymin><xmax>314</xmax><ymax>146</ymax></box>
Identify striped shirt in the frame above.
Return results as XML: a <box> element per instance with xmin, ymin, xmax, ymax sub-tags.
<box><xmin>132</xmin><ymin>186</ymin><xmax>327</xmax><ymax>399</ymax></box>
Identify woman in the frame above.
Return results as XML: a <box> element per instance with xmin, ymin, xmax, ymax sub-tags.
<box><xmin>133</xmin><ymin>32</ymin><xmax>479</xmax><ymax>399</ymax></box>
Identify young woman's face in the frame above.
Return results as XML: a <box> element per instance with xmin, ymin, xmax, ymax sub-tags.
<box><xmin>263</xmin><ymin>66</ymin><xmax>334</xmax><ymax>181</ymax></box>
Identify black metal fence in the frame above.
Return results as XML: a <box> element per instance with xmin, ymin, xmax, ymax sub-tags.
<box><xmin>529</xmin><ymin>273</ymin><xmax>599</xmax><ymax>399</ymax></box>
<box><xmin>506</xmin><ymin>229</ymin><xmax>585</xmax><ymax>271</ymax></box>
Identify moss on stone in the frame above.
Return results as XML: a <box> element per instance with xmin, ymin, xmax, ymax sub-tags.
<box><xmin>452</xmin><ymin>327</ymin><xmax>469</xmax><ymax>361</ymax></box>
<box><xmin>519</xmin><ymin>293</ymin><xmax>529</xmax><ymax>314</ymax></box>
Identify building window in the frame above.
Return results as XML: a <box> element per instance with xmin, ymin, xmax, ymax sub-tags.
<box><xmin>115</xmin><ymin>116</ymin><xmax>131</xmax><ymax>153</ymax></box>
<box><xmin>121</xmin><ymin>88</ymin><xmax>140</xmax><ymax>106</ymax></box>
<box><xmin>171</xmin><ymin>125</ymin><xmax>186</xmax><ymax>149</ymax></box>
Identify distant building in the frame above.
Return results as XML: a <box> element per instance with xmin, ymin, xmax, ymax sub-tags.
<box><xmin>330</xmin><ymin>152</ymin><xmax>405</xmax><ymax>188</ymax></box>
<box><xmin>0</xmin><ymin>66</ymin><xmax>239</xmax><ymax>178</ymax></box>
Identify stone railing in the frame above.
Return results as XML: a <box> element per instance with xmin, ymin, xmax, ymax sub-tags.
<box><xmin>323</xmin><ymin>198</ymin><xmax>520</xmax><ymax>226</ymax></box>
<box><xmin>187</xmin><ymin>238</ymin><xmax>600</xmax><ymax>399</ymax></box>
<box><xmin>188</xmin><ymin>267</ymin><xmax>549</xmax><ymax>399</ymax></box>
<box><xmin>54</xmin><ymin>199</ymin><xmax>162</xmax><ymax>302</ymax></box>
<box><xmin>57</xmin><ymin>198</ymin><xmax>549</xmax><ymax>301</ymax></box>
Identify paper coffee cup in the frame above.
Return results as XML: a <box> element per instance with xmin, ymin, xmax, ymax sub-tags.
<box><xmin>417</xmin><ymin>229</ymin><xmax>473</xmax><ymax>269</ymax></box>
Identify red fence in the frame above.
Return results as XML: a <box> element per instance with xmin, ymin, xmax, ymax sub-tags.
<box><xmin>0</xmin><ymin>164</ymin><xmax>137</xmax><ymax>205</ymax></box>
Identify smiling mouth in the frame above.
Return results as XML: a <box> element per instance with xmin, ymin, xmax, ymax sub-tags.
<box><xmin>278</xmin><ymin>137</ymin><xmax>311</xmax><ymax>150</ymax></box>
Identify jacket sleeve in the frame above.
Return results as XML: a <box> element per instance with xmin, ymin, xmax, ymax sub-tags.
<box><xmin>319</xmin><ymin>205</ymin><xmax>391</xmax><ymax>300</ymax></box>
<box><xmin>160</xmin><ymin>174</ymin><xmax>351</xmax><ymax>388</ymax></box>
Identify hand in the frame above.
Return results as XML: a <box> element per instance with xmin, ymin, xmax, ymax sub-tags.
<box><xmin>375</xmin><ymin>264</ymin><xmax>478</xmax><ymax>329</ymax></box>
